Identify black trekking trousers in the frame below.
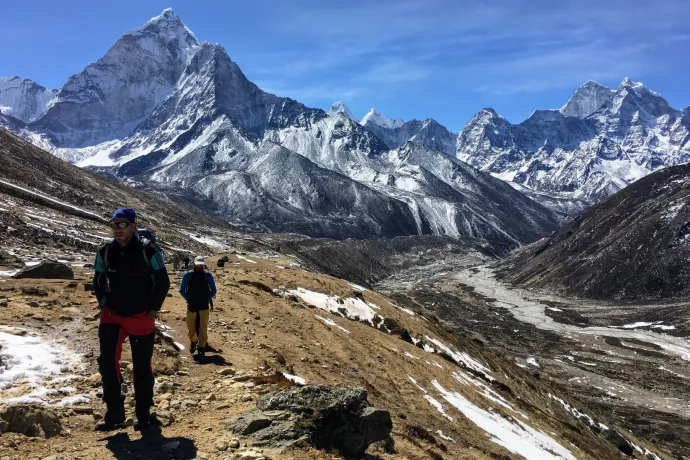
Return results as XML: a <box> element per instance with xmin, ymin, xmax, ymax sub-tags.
<box><xmin>97</xmin><ymin>308</ymin><xmax>155</xmax><ymax>411</ymax></box>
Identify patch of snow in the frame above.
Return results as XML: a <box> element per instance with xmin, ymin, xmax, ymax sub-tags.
<box><xmin>424</xmin><ymin>394</ymin><xmax>453</xmax><ymax>421</ymax></box>
<box><xmin>286</xmin><ymin>288</ymin><xmax>377</xmax><ymax>324</ymax></box>
<box><xmin>236</xmin><ymin>255</ymin><xmax>257</xmax><ymax>264</ymax></box>
<box><xmin>408</xmin><ymin>375</ymin><xmax>427</xmax><ymax>394</ymax></box>
<box><xmin>186</xmin><ymin>233</ymin><xmax>229</xmax><ymax>250</ymax></box>
<box><xmin>396</xmin><ymin>305</ymin><xmax>416</xmax><ymax>316</ymax></box>
<box><xmin>434</xmin><ymin>381</ymin><xmax>576</xmax><ymax>460</ymax></box>
<box><xmin>282</xmin><ymin>373</ymin><xmax>306</xmax><ymax>385</ymax></box>
<box><xmin>349</xmin><ymin>282</ymin><xmax>367</xmax><ymax>292</ymax></box>
<box><xmin>526</xmin><ymin>357</ymin><xmax>540</xmax><ymax>368</ymax></box>
<box><xmin>436</xmin><ymin>430</ymin><xmax>456</xmax><ymax>442</ymax></box>
<box><xmin>57</xmin><ymin>395</ymin><xmax>90</xmax><ymax>406</ymax></box>
<box><xmin>629</xmin><ymin>441</ymin><xmax>662</xmax><ymax>460</ymax></box>
<box><xmin>422</xmin><ymin>343</ymin><xmax>436</xmax><ymax>353</ymax></box>
<box><xmin>425</xmin><ymin>336</ymin><xmax>492</xmax><ymax>378</ymax></box>
<box><xmin>621</xmin><ymin>322</ymin><xmax>656</xmax><ymax>329</ymax></box>
<box><xmin>451</xmin><ymin>371</ymin><xmax>520</xmax><ymax>415</ymax></box>
<box><xmin>404</xmin><ymin>352</ymin><xmax>420</xmax><ymax>360</ymax></box>
<box><xmin>0</xmin><ymin>331</ymin><xmax>83</xmax><ymax>404</ymax></box>
<box><xmin>426</xmin><ymin>360</ymin><xmax>443</xmax><ymax>369</ymax></box>
<box><xmin>314</xmin><ymin>315</ymin><xmax>351</xmax><ymax>334</ymax></box>
<box><xmin>173</xmin><ymin>342</ymin><xmax>185</xmax><ymax>351</ymax></box>
<box><xmin>549</xmin><ymin>394</ymin><xmax>597</xmax><ymax>429</ymax></box>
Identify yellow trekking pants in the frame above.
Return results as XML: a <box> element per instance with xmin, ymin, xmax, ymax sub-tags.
<box><xmin>186</xmin><ymin>309</ymin><xmax>209</xmax><ymax>348</ymax></box>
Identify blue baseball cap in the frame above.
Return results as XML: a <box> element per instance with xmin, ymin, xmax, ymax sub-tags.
<box><xmin>111</xmin><ymin>208</ymin><xmax>136</xmax><ymax>223</ymax></box>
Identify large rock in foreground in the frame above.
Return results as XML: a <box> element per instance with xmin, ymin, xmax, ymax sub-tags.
<box><xmin>226</xmin><ymin>385</ymin><xmax>392</xmax><ymax>459</ymax></box>
<box><xmin>13</xmin><ymin>260</ymin><xmax>74</xmax><ymax>280</ymax></box>
<box><xmin>0</xmin><ymin>405</ymin><xmax>62</xmax><ymax>438</ymax></box>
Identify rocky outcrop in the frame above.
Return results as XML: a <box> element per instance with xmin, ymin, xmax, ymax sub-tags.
<box><xmin>0</xmin><ymin>250</ymin><xmax>24</xmax><ymax>269</ymax></box>
<box><xmin>226</xmin><ymin>385</ymin><xmax>392</xmax><ymax>458</ymax></box>
<box><xmin>13</xmin><ymin>260</ymin><xmax>74</xmax><ymax>280</ymax></box>
<box><xmin>0</xmin><ymin>405</ymin><xmax>62</xmax><ymax>438</ymax></box>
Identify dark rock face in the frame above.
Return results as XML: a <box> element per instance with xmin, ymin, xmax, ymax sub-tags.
<box><xmin>0</xmin><ymin>250</ymin><xmax>24</xmax><ymax>269</ymax></box>
<box><xmin>0</xmin><ymin>405</ymin><xmax>62</xmax><ymax>438</ymax></box>
<box><xmin>13</xmin><ymin>260</ymin><xmax>74</xmax><ymax>280</ymax></box>
<box><xmin>226</xmin><ymin>385</ymin><xmax>392</xmax><ymax>459</ymax></box>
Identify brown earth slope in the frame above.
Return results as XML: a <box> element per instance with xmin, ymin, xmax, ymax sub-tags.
<box><xmin>497</xmin><ymin>162</ymin><xmax>690</xmax><ymax>301</ymax></box>
<box><xmin>0</xmin><ymin>253</ymin><xmax>666</xmax><ymax>460</ymax></box>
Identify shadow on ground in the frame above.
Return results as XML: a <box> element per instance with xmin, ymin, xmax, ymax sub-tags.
<box><xmin>194</xmin><ymin>354</ymin><xmax>232</xmax><ymax>366</ymax></box>
<box><xmin>102</xmin><ymin>428</ymin><xmax>197</xmax><ymax>460</ymax></box>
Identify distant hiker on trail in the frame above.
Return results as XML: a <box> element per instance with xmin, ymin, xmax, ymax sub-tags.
<box><xmin>179</xmin><ymin>256</ymin><xmax>217</xmax><ymax>360</ymax></box>
<box><xmin>92</xmin><ymin>208</ymin><xmax>170</xmax><ymax>431</ymax></box>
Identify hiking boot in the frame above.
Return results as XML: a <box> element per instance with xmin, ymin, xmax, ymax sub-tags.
<box><xmin>95</xmin><ymin>403</ymin><xmax>126</xmax><ymax>431</ymax></box>
<box><xmin>190</xmin><ymin>341</ymin><xmax>198</xmax><ymax>354</ymax></box>
<box><xmin>134</xmin><ymin>407</ymin><xmax>151</xmax><ymax>430</ymax></box>
<box><xmin>194</xmin><ymin>347</ymin><xmax>205</xmax><ymax>361</ymax></box>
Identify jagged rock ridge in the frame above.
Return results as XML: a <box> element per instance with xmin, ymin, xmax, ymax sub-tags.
<box><xmin>457</xmin><ymin>79</ymin><xmax>690</xmax><ymax>214</ymax></box>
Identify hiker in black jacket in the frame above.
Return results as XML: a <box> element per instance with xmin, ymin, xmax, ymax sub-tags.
<box><xmin>179</xmin><ymin>256</ymin><xmax>217</xmax><ymax>360</ymax></box>
<box><xmin>92</xmin><ymin>208</ymin><xmax>170</xmax><ymax>431</ymax></box>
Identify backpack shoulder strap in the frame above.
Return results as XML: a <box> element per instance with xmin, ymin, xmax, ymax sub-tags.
<box><xmin>102</xmin><ymin>242</ymin><xmax>112</xmax><ymax>268</ymax></box>
<box><xmin>139</xmin><ymin>237</ymin><xmax>156</xmax><ymax>273</ymax></box>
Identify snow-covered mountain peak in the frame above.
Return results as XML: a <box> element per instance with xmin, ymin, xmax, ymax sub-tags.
<box><xmin>0</xmin><ymin>76</ymin><xmax>56</xmax><ymax>123</ymax></box>
<box><xmin>31</xmin><ymin>9</ymin><xmax>201</xmax><ymax>147</ymax></box>
<box><xmin>458</xmin><ymin>79</ymin><xmax>689</xmax><ymax>214</ymax></box>
<box><xmin>121</xmin><ymin>8</ymin><xmax>199</xmax><ymax>63</ymax></box>
<box><xmin>125</xmin><ymin>8</ymin><xmax>195</xmax><ymax>39</ymax></box>
<box><xmin>327</xmin><ymin>101</ymin><xmax>355</xmax><ymax>120</ymax></box>
<box><xmin>561</xmin><ymin>80</ymin><xmax>613</xmax><ymax>119</ymax></box>
<box><xmin>361</xmin><ymin>108</ymin><xmax>404</xmax><ymax>129</ymax></box>
<box><xmin>609</xmin><ymin>77</ymin><xmax>671</xmax><ymax>118</ymax></box>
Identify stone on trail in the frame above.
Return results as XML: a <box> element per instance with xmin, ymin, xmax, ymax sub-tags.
<box><xmin>226</xmin><ymin>385</ymin><xmax>392</xmax><ymax>458</ymax></box>
<box><xmin>155</xmin><ymin>410</ymin><xmax>175</xmax><ymax>427</ymax></box>
<box><xmin>0</xmin><ymin>405</ymin><xmax>62</xmax><ymax>438</ymax></box>
<box><xmin>13</xmin><ymin>260</ymin><xmax>74</xmax><ymax>280</ymax></box>
<box><xmin>215</xmin><ymin>438</ymin><xmax>230</xmax><ymax>451</ymax></box>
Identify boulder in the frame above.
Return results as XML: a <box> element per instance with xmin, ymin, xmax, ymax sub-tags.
<box><xmin>605</xmin><ymin>429</ymin><xmax>634</xmax><ymax>456</ymax></box>
<box><xmin>13</xmin><ymin>260</ymin><xmax>74</xmax><ymax>280</ymax></box>
<box><xmin>0</xmin><ymin>405</ymin><xmax>62</xmax><ymax>438</ymax></box>
<box><xmin>226</xmin><ymin>385</ymin><xmax>392</xmax><ymax>459</ymax></box>
<box><xmin>0</xmin><ymin>250</ymin><xmax>24</xmax><ymax>269</ymax></box>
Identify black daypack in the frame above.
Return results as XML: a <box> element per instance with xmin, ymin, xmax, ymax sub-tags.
<box><xmin>101</xmin><ymin>238</ymin><xmax>158</xmax><ymax>295</ymax></box>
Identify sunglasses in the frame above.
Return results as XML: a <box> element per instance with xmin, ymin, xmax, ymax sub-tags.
<box><xmin>109</xmin><ymin>222</ymin><xmax>131</xmax><ymax>229</ymax></box>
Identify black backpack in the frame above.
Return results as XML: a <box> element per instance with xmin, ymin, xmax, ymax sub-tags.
<box><xmin>136</xmin><ymin>228</ymin><xmax>157</xmax><ymax>244</ymax></box>
<box><xmin>101</xmin><ymin>237</ymin><xmax>158</xmax><ymax>295</ymax></box>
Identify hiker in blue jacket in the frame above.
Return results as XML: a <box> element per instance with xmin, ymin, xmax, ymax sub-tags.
<box><xmin>179</xmin><ymin>256</ymin><xmax>217</xmax><ymax>359</ymax></box>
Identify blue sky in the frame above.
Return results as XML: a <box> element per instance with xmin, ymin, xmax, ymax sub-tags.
<box><xmin>1</xmin><ymin>0</ymin><xmax>689</xmax><ymax>130</ymax></box>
